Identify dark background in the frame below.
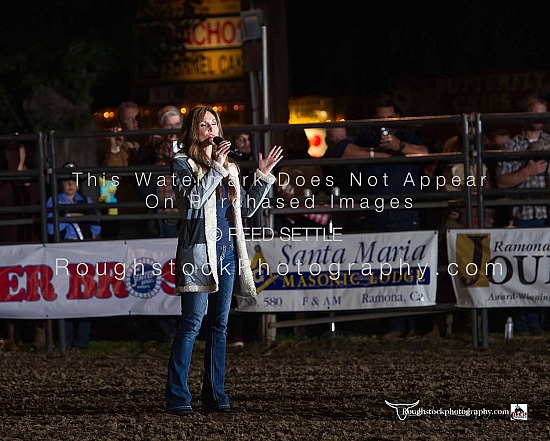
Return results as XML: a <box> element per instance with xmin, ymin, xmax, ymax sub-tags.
<box><xmin>286</xmin><ymin>1</ymin><xmax>548</xmax><ymax>100</ymax></box>
<box><xmin>1</xmin><ymin>1</ymin><xmax>549</xmax><ymax>124</ymax></box>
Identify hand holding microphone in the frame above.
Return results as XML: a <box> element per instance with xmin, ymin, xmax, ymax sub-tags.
<box><xmin>213</xmin><ymin>136</ymin><xmax>242</xmax><ymax>157</ymax></box>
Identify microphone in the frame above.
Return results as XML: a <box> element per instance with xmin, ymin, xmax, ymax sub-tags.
<box><xmin>213</xmin><ymin>136</ymin><xmax>242</xmax><ymax>156</ymax></box>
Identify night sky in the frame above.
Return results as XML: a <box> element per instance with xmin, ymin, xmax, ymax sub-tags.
<box><xmin>2</xmin><ymin>1</ymin><xmax>550</xmax><ymax>108</ymax></box>
<box><xmin>286</xmin><ymin>1</ymin><xmax>549</xmax><ymax>99</ymax></box>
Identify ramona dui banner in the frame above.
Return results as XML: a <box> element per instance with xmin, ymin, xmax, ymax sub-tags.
<box><xmin>0</xmin><ymin>231</ymin><xmax>439</xmax><ymax>319</ymax></box>
<box><xmin>447</xmin><ymin>228</ymin><xmax>550</xmax><ymax>308</ymax></box>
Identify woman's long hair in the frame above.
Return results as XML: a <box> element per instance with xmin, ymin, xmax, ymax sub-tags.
<box><xmin>177</xmin><ymin>105</ymin><xmax>239</xmax><ymax>200</ymax></box>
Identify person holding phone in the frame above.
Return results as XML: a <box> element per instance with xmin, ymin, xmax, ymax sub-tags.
<box><xmin>332</xmin><ymin>94</ymin><xmax>429</xmax><ymax>233</ymax></box>
<box><xmin>331</xmin><ymin>94</ymin><xmax>431</xmax><ymax>339</ymax></box>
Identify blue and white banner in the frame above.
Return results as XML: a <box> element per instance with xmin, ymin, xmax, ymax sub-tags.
<box><xmin>237</xmin><ymin>230</ymin><xmax>439</xmax><ymax>313</ymax></box>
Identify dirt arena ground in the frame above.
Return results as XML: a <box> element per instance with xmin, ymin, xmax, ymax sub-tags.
<box><xmin>1</xmin><ymin>327</ymin><xmax>549</xmax><ymax>440</ymax></box>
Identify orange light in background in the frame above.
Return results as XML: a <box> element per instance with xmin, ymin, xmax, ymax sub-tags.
<box><xmin>304</xmin><ymin>128</ymin><xmax>327</xmax><ymax>158</ymax></box>
<box><xmin>94</xmin><ymin>102</ymin><xmax>245</xmax><ymax>130</ymax></box>
<box><xmin>289</xmin><ymin>96</ymin><xmax>334</xmax><ymax>157</ymax></box>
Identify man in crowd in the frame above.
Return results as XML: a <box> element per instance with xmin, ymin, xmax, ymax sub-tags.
<box><xmin>496</xmin><ymin>95</ymin><xmax>549</xmax><ymax>336</ymax></box>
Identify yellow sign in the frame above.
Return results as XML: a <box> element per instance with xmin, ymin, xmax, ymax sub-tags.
<box><xmin>163</xmin><ymin>48</ymin><xmax>243</xmax><ymax>82</ymax></box>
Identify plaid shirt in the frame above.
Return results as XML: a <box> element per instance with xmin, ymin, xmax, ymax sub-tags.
<box><xmin>496</xmin><ymin>131</ymin><xmax>550</xmax><ymax>220</ymax></box>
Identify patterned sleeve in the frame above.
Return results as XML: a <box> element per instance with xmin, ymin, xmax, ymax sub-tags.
<box><xmin>496</xmin><ymin>136</ymin><xmax>523</xmax><ymax>177</ymax></box>
<box><xmin>239</xmin><ymin>169</ymin><xmax>276</xmax><ymax>218</ymax></box>
<box><xmin>172</xmin><ymin>156</ymin><xmax>226</xmax><ymax>209</ymax></box>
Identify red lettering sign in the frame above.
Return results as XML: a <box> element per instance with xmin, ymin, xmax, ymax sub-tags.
<box><xmin>161</xmin><ymin>259</ymin><xmax>176</xmax><ymax>294</ymax></box>
<box><xmin>97</xmin><ymin>262</ymin><xmax>128</xmax><ymax>299</ymax></box>
<box><xmin>0</xmin><ymin>266</ymin><xmax>25</xmax><ymax>302</ymax></box>
<box><xmin>67</xmin><ymin>263</ymin><xmax>97</xmax><ymax>300</ymax></box>
<box><xmin>25</xmin><ymin>265</ymin><xmax>56</xmax><ymax>301</ymax></box>
<box><xmin>0</xmin><ymin>265</ymin><xmax>56</xmax><ymax>302</ymax></box>
<box><xmin>184</xmin><ymin>17</ymin><xmax>241</xmax><ymax>49</ymax></box>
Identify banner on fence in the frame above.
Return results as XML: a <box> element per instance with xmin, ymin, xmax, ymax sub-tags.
<box><xmin>237</xmin><ymin>230</ymin><xmax>439</xmax><ymax>313</ymax></box>
<box><xmin>0</xmin><ymin>240</ymin><xmax>180</xmax><ymax>319</ymax></box>
<box><xmin>0</xmin><ymin>231</ymin><xmax>439</xmax><ymax>319</ymax></box>
<box><xmin>447</xmin><ymin>228</ymin><xmax>550</xmax><ymax>308</ymax></box>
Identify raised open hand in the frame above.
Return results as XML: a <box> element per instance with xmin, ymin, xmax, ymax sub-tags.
<box><xmin>258</xmin><ymin>145</ymin><xmax>283</xmax><ymax>175</ymax></box>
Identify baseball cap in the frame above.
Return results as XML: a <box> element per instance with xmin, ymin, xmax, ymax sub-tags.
<box><xmin>61</xmin><ymin>161</ymin><xmax>77</xmax><ymax>181</ymax></box>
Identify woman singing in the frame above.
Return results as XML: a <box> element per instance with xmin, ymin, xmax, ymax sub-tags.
<box><xmin>164</xmin><ymin>105</ymin><xmax>283</xmax><ymax>415</ymax></box>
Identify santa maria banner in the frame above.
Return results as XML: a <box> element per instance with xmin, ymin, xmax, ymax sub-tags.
<box><xmin>447</xmin><ymin>228</ymin><xmax>550</xmax><ymax>308</ymax></box>
<box><xmin>237</xmin><ymin>230</ymin><xmax>439</xmax><ymax>313</ymax></box>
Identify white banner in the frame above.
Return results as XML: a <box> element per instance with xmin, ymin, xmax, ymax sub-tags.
<box><xmin>237</xmin><ymin>230</ymin><xmax>439</xmax><ymax>313</ymax></box>
<box><xmin>0</xmin><ymin>239</ymin><xmax>181</xmax><ymax>319</ymax></box>
<box><xmin>0</xmin><ymin>231</ymin><xmax>439</xmax><ymax>319</ymax></box>
<box><xmin>447</xmin><ymin>228</ymin><xmax>550</xmax><ymax>308</ymax></box>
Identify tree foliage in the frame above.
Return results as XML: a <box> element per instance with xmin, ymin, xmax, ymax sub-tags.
<box><xmin>0</xmin><ymin>0</ymin><xmax>202</xmax><ymax>134</ymax></box>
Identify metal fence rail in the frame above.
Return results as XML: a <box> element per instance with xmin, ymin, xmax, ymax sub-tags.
<box><xmin>1</xmin><ymin>111</ymin><xmax>549</xmax><ymax>350</ymax></box>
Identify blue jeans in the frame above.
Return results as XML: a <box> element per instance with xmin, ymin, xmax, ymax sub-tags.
<box><xmin>159</xmin><ymin>219</ymin><xmax>179</xmax><ymax>239</ymax></box>
<box><xmin>511</xmin><ymin>218</ymin><xmax>545</xmax><ymax>332</ymax></box>
<box><xmin>514</xmin><ymin>311</ymin><xmax>541</xmax><ymax>333</ymax></box>
<box><xmin>389</xmin><ymin>316</ymin><xmax>417</xmax><ymax>335</ymax></box>
<box><xmin>512</xmin><ymin>218</ymin><xmax>547</xmax><ymax>228</ymax></box>
<box><xmin>65</xmin><ymin>319</ymin><xmax>91</xmax><ymax>349</ymax></box>
<box><xmin>165</xmin><ymin>244</ymin><xmax>236</xmax><ymax>411</ymax></box>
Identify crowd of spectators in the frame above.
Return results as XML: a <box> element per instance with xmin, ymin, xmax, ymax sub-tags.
<box><xmin>1</xmin><ymin>91</ymin><xmax>549</xmax><ymax>350</ymax></box>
